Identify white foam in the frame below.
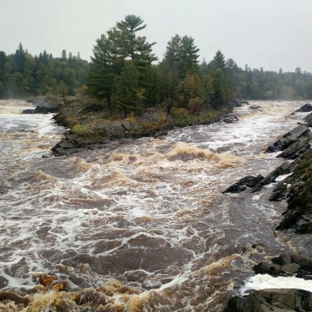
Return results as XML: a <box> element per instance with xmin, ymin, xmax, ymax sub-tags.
<box><xmin>241</xmin><ymin>274</ymin><xmax>312</xmax><ymax>295</ymax></box>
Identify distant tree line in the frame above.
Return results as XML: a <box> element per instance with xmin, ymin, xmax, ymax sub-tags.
<box><xmin>1</xmin><ymin>15</ymin><xmax>312</xmax><ymax>114</ymax></box>
<box><xmin>0</xmin><ymin>43</ymin><xmax>89</xmax><ymax>97</ymax></box>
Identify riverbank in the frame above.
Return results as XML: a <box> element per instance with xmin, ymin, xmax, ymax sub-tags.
<box><xmin>223</xmin><ymin>104</ymin><xmax>312</xmax><ymax>311</ymax></box>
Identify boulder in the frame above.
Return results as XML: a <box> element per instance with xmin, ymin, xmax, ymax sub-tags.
<box><xmin>249</xmin><ymin>105</ymin><xmax>261</xmax><ymax>110</ymax></box>
<box><xmin>224</xmin><ymin>162</ymin><xmax>293</xmax><ymax>194</ymax></box>
<box><xmin>221</xmin><ymin>114</ymin><xmax>239</xmax><ymax>123</ymax></box>
<box><xmin>22</xmin><ymin>109</ymin><xmax>34</xmax><ymax>114</ymax></box>
<box><xmin>240</xmin><ymin>100</ymin><xmax>249</xmax><ymax>105</ymax></box>
<box><xmin>33</xmin><ymin>96</ymin><xmax>62</xmax><ymax>114</ymax></box>
<box><xmin>224</xmin><ymin>289</ymin><xmax>312</xmax><ymax>312</ymax></box>
<box><xmin>291</xmin><ymin>103</ymin><xmax>312</xmax><ymax>114</ymax></box>
<box><xmin>253</xmin><ymin>262</ymin><xmax>288</xmax><ymax>276</ymax></box>
<box><xmin>255</xmin><ymin>253</ymin><xmax>312</xmax><ymax>278</ymax></box>
<box><xmin>223</xmin><ymin>175</ymin><xmax>264</xmax><ymax>193</ymax></box>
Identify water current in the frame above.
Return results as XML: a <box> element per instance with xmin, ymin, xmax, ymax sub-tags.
<box><xmin>1</xmin><ymin>99</ymin><xmax>312</xmax><ymax>311</ymax></box>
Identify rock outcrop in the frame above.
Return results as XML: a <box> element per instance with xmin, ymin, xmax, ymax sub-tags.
<box><xmin>270</xmin><ymin>149</ymin><xmax>312</xmax><ymax>233</ymax></box>
<box><xmin>291</xmin><ymin>103</ymin><xmax>312</xmax><ymax>114</ymax></box>
<box><xmin>224</xmin><ymin>253</ymin><xmax>312</xmax><ymax>311</ymax></box>
<box><xmin>224</xmin><ymin>289</ymin><xmax>312</xmax><ymax>312</ymax></box>
<box><xmin>266</xmin><ymin>125</ymin><xmax>312</xmax><ymax>159</ymax></box>
<box><xmin>254</xmin><ymin>253</ymin><xmax>312</xmax><ymax>278</ymax></box>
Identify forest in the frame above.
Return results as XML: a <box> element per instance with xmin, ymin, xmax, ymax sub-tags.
<box><xmin>1</xmin><ymin>14</ymin><xmax>312</xmax><ymax>115</ymax></box>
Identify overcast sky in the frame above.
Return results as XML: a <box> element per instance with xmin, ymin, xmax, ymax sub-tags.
<box><xmin>1</xmin><ymin>0</ymin><xmax>312</xmax><ymax>72</ymax></box>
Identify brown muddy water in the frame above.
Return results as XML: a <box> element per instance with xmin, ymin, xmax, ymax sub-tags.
<box><xmin>1</xmin><ymin>100</ymin><xmax>312</xmax><ymax>311</ymax></box>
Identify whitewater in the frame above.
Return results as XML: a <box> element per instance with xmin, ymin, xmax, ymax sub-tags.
<box><xmin>0</xmin><ymin>99</ymin><xmax>312</xmax><ymax>311</ymax></box>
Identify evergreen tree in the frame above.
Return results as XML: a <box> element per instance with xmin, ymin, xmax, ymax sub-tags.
<box><xmin>86</xmin><ymin>34</ymin><xmax>115</xmax><ymax>108</ymax></box>
<box><xmin>112</xmin><ymin>61</ymin><xmax>140</xmax><ymax>115</ymax></box>
<box><xmin>86</xmin><ymin>15</ymin><xmax>157</xmax><ymax>110</ymax></box>
<box><xmin>61</xmin><ymin>49</ymin><xmax>67</xmax><ymax>61</ymax></box>
<box><xmin>14</xmin><ymin>43</ymin><xmax>25</xmax><ymax>73</ymax></box>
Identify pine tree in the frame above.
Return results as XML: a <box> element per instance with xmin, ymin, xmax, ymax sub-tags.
<box><xmin>112</xmin><ymin>61</ymin><xmax>140</xmax><ymax>115</ymax></box>
<box><xmin>86</xmin><ymin>34</ymin><xmax>115</xmax><ymax>109</ymax></box>
<box><xmin>14</xmin><ymin>43</ymin><xmax>25</xmax><ymax>73</ymax></box>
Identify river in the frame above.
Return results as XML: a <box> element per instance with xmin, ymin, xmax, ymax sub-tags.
<box><xmin>0</xmin><ymin>99</ymin><xmax>312</xmax><ymax>311</ymax></box>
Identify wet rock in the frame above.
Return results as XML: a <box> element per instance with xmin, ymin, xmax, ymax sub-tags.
<box><xmin>33</xmin><ymin>96</ymin><xmax>62</xmax><ymax>114</ymax></box>
<box><xmin>292</xmin><ymin>103</ymin><xmax>312</xmax><ymax>114</ymax></box>
<box><xmin>297</xmin><ymin>269</ymin><xmax>312</xmax><ymax>280</ymax></box>
<box><xmin>304</xmin><ymin>112</ymin><xmax>312</xmax><ymax>126</ymax></box>
<box><xmin>271</xmin><ymin>253</ymin><xmax>292</xmax><ymax>266</ymax></box>
<box><xmin>266</xmin><ymin>125</ymin><xmax>310</xmax><ymax>154</ymax></box>
<box><xmin>224</xmin><ymin>162</ymin><xmax>294</xmax><ymax>194</ymax></box>
<box><xmin>253</xmin><ymin>262</ymin><xmax>287</xmax><ymax>276</ymax></box>
<box><xmin>273</xmin><ymin>150</ymin><xmax>312</xmax><ymax>233</ymax></box>
<box><xmin>22</xmin><ymin>109</ymin><xmax>34</xmax><ymax>114</ymax></box>
<box><xmin>240</xmin><ymin>100</ymin><xmax>249</xmax><ymax>105</ymax></box>
<box><xmin>277</xmin><ymin>132</ymin><xmax>312</xmax><ymax>159</ymax></box>
<box><xmin>221</xmin><ymin>114</ymin><xmax>239</xmax><ymax>123</ymax></box>
<box><xmin>223</xmin><ymin>175</ymin><xmax>264</xmax><ymax>193</ymax></box>
<box><xmin>249</xmin><ymin>105</ymin><xmax>261</xmax><ymax>109</ymax></box>
<box><xmin>282</xmin><ymin>263</ymin><xmax>301</xmax><ymax>274</ymax></box>
<box><xmin>224</xmin><ymin>289</ymin><xmax>312</xmax><ymax>312</ymax></box>
<box><xmin>256</xmin><ymin>253</ymin><xmax>312</xmax><ymax>277</ymax></box>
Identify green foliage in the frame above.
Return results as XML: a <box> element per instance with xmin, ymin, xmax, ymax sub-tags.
<box><xmin>72</xmin><ymin>124</ymin><xmax>86</xmax><ymax>133</ymax></box>
<box><xmin>86</xmin><ymin>15</ymin><xmax>157</xmax><ymax>112</ymax></box>
<box><xmin>0</xmin><ymin>43</ymin><xmax>89</xmax><ymax>98</ymax></box>
<box><xmin>3</xmin><ymin>16</ymin><xmax>312</xmax><ymax>109</ymax></box>
<box><xmin>58</xmin><ymin>80</ymin><xmax>68</xmax><ymax>100</ymax></box>
<box><xmin>112</xmin><ymin>61</ymin><xmax>141</xmax><ymax>115</ymax></box>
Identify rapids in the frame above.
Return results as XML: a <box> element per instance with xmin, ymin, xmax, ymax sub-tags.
<box><xmin>1</xmin><ymin>99</ymin><xmax>312</xmax><ymax>311</ymax></box>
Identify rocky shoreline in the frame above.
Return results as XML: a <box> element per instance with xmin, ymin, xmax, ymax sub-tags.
<box><xmin>32</xmin><ymin>96</ymin><xmax>241</xmax><ymax>157</ymax></box>
<box><xmin>223</xmin><ymin>104</ymin><xmax>312</xmax><ymax>311</ymax></box>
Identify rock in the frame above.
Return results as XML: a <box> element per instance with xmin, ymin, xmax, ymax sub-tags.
<box><xmin>297</xmin><ymin>269</ymin><xmax>312</xmax><ymax>280</ymax></box>
<box><xmin>277</xmin><ymin>132</ymin><xmax>312</xmax><ymax>159</ymax></box>
<box><xmin>262</xmin><ymin>254</ymin><xmax>312</xmax><ymax>277</ymax></box>
<box><xmin>292</xmin><ymin>103</ymin><xmax>312</xmax><ymax>114</ymax></box>
<box><xmin>274</xmin><ymin>150</ymin><xmax>312</xmax><ymax>233</ymax></box>
<box><xmin>282</xmin><ymin>263</ymin><xmax>301</xmax><ymax>274</ymax></box>
<box><xmin>304</xmin><ymin>112</ymin><xmax>312</xmax><ymax>126</ymax></box>
<box><xmin>253</xmin><ymin>262</ymin><xmax>286</xmax><ymax>276</ymax></box>
<box><xmin>224</xmin><ymin>289</ymin><xmax>312</xmax><ymax>312</ymax></box>
<box><xmin>271</xmin><ymin>253</ymin><xmax>292</xmax><ymax>266</ymax></box>
<box><xmin>266</xmin><ymin>125</ymin><xmax>310</xmax><ymax>154</ymax></box>
<box><xmin>251</xmin><ymin>162</ymin><xmax>291</xmax><ymax>192</ymax></box>
<box><xmin>249</xmin><ymin>105</ymin><xmax>261</xmax><ymax>109</ymax></box>
<box><xmin>22</xmin><ymin>109</ymin><xmax>34</xmax><ymax>114</ymax></box>
<box><xmin>221</xmin><ymin>114</ymin><xmax>239</xmax><ymax>123</ymax></box>
<box><xmin>223</xmin><ymin>175</ymin><xmax>264</xmax><ymax>193</ymax></box>
<box><xmin>240</xmin><ymin>100</ymin><xmax>249</xmax><ymax>105</ymax></box>
<box><xmin>33</xmin><ymin>96</ymin><xmax>62</xmax><ymax>114</ymax></box>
